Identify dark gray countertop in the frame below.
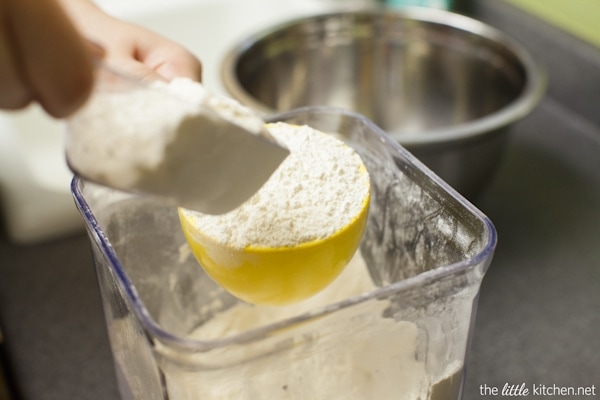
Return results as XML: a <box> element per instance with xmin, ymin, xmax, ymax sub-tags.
<box><xmin>465</xmin><ymin>0</ymin><xmax>600</xmax><ymax>395</ymax></box>
<box><xmin>1</xmin><ymin>1</ymin><xmax>599</xmax><ymax>399</ymax></box>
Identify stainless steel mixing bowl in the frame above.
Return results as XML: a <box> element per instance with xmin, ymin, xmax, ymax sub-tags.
<box><xmin>221</xmin><ymin>8</ymin><xmax>545</xmax><ymax>197</ymax></box>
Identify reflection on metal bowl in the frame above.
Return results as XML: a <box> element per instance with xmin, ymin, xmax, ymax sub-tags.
<box><xmin>221</xmin><ymin>8</ymin><xmax>545</xmax><ymax>197</ymax></box>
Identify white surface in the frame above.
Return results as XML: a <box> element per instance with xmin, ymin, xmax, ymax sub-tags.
<box><xmin>0</xmin><ymin>0</ymin><xmax>359</xmax><ymax>244</ymax></box>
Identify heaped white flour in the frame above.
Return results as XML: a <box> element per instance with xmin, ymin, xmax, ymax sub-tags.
<box><xmin>66</xmin><ymin>77</ymin><xmax>267</xmax><ymax>189</ymax></box>
<box><xmin>179</xmin><ymin>122</ymin><xmax>370</xmax><ymax>249</ymax></box>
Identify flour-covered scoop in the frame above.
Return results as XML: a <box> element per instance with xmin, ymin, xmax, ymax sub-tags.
<box><xmin>66</xmin><ymin>64</ymin><xmax>289</xmax><ymax>214</ymax></box>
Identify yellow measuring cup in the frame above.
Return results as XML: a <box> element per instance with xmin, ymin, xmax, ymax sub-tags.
<box><xmin>179</xmin><ymin>192</ymin><xmax>369</xmax><ymax>305</ymax></box>
<box><xmin>178</xmin><ymin>123</ymin><xmax>370</xmax><ymax>306</ymax></box>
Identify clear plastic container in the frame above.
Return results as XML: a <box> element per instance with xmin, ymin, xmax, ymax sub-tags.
<box><xmin>72</xmin><ymin>107</ymin><xmax>496</xmax><ymax>400</ymax></box>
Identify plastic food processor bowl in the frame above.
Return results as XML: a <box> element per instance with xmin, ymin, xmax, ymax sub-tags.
<box><xmin>72</xmin><ymin>107</ymin><xmax>497</xmax><ymax>400</ymax></box>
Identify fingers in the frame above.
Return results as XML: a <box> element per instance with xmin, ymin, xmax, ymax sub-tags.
<box><xmin>104</xmin><ymin>34</ymin><xmax>203</xmax><ymax>84</ymax></box>
<box><xmin>53</xmin><ymin>0</ymin><xmax>202</xmax><ymax>84</ymax></box>
<box><xmin>110</xmin><ymin>20</ymin><xmax>203</xmax><ymax>83</ymax></box>
<box><xmin>104</xmin><ymin>56</ymin><xmax>168</xmax><ymax>83</ymax></box>
<box><xmin>3</xmin><ymin>0</ymin><xmax>96</xmax><ymax>118</ymax></box>
<box><xmin>148</xmin><ymin>47</ymin><xmax>203</xmax><ymax>82</ymax></box>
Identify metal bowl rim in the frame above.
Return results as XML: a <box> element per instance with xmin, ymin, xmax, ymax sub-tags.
<box><xmin>221</xmin><ymin>7</ymin><xmax>546</xmax><ymax>146</ymax></box>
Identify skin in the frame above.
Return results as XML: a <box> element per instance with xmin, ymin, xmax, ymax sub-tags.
<box><xmin>0</xmin><ymin>0</ymin><xmax>202</xmax><ymax>118</ymax></box>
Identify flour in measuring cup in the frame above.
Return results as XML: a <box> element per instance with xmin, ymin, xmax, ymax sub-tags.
<box><xmin>179</xmin><ymin>122</ymin><xmax>370</xmax><ymax>249</ymax></box>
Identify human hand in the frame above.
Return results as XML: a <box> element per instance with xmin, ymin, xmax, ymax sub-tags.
<box><xmin>58</xmin><ymin>0</ymin><xmax>203</xmax><ymax>82</ymax></box>
<box><xmin>0</xmin><ymin>0</ymin><xmax>96</xmax><ymax>118</ymax></box>
<box><xmin>0</xmin><ymin>0</ymin><xmax>202</xmax><ymax>118</ymax></box>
